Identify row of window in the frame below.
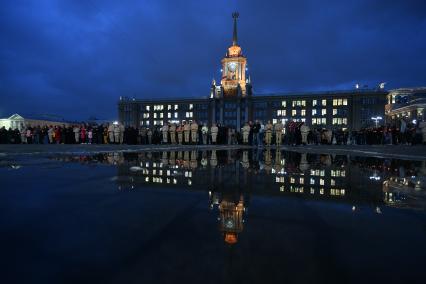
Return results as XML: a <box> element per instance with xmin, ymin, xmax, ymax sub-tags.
<box><xmin>145</xmin><ymin>104</ymin><xmax>193</xmax><ymax>111</ymax></box>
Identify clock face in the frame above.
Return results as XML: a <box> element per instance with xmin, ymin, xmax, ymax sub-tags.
<box><xmin>227</xmin><ymin>62</ymin><xmax>237</xmax><ymax>72</ymax></box>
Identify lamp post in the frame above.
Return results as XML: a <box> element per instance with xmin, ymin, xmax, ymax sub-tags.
<box><xmin>371</xmin><ymin>116</ymin><xmax>383</xmax><ymax>128</ymax></box>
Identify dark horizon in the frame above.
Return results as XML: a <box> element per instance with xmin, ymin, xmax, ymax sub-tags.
<box><xmin>1</xmin><ymin>0</ymin><xmax>426</xmax><ymax>121</ymax></box>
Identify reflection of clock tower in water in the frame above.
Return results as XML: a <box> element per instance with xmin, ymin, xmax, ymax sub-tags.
<box><xmin>210</xmin><ymin>12</ymin><xmax>253</xmax><ymax>130</ymax></box>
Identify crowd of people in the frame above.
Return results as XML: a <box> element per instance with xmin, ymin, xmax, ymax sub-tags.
<box><xmin>0</xmin><ymin>119</ymin><xmax>425</xmax><ymax>145</ymax></box>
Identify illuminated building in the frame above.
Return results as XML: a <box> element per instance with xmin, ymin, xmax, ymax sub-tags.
<box><xmin>385</xmin><ymin>87</ymin><xmax>426</xmax><ymax>123</ymax></box>
<box><xmin>118</xmin><ymin>12</ymin><xmax>391</xmax><ymax>131</ymax></box>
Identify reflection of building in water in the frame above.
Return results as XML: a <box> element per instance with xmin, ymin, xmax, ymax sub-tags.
<box><xmin>52</xmin><ymin>150</ymin><xmax>424</xmax><ymax>210</ymax></box>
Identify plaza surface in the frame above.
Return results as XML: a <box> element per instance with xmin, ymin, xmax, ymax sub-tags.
<box><xmin>1</xmin><ymin>144</ymin><xmax>426</xmax><ymax>160</ymax></box>
<box><xmin>0</xmin><ymin>146</ymin><xmax>425</xmax><ymax>283</ymax></box>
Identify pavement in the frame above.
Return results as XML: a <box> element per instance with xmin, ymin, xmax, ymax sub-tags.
<box><xmin>0</xmin><ymin>143</ymin><xmax>426</xmax><ymax>160</ymax></box>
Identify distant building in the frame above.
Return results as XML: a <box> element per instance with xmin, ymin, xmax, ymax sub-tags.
<box><xmin>385</xmin><ymin>87</ymin><xmax>426</xmax><ymax>123</ymax></box>
<box><xmin>118</xmin><ymin>12</ymin><xmax>389</xmax><ymax>131</ymax></box>
<box><xmin>0</xmin><ymin>113</ymin><xmax>70</xmax><ymax>130</ymax></box>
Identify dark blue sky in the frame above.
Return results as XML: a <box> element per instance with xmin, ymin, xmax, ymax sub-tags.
<box><xmin>1</xmin><ymin>0</ymin><xmax>425</xmax><ymax>120</ymax></box>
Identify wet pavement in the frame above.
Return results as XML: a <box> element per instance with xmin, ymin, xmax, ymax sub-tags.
<box><xmin>0</xmin><ymin>149</ymin><xmax>425</xmax><ymax>283</ymax></box>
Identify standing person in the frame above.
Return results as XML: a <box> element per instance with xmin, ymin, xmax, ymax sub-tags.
<box><xmin>211</xmin><ymin>123</ymin><xmax>218</xmax><ymax>144</ymax></box>
<box><xmin>108</xmin><ymin>124</ymin><xmax>114</xmax><ymax>144</ymax></box>
<box><xmin>190</xmin><ymin>120</ymin><xmax>198</xmax><ymax>144</ymax></box>
<box><xmin>20</xmin><ymin>127</ymin><xmax>27</xmax><ymax>144</ymax></box>
<box><xmin>253</xmin><ymin>120</ymin><xmax>261</xmax><ymax>146</ymax></box>
<box><xmin>274</xmin><ymin>120</ymin><xmax>283</xmax><ymax>146</ymax></box>
<box><xmin>140</xmin><ymin>127</ymin><xmax>147</xmax><ymax>144</ymax></box>
<box><xmin>119</xmin><ymin>123</ymin><xmax>125</xmax><ymax>144</ymax></box>
<box><xmin>300</xmin><ymin>123</ymin><xmax>310</xmax><ymax>145</ymax></box>
<box><xmin>103</xmin><ymin>126</ymin><xmax>108</xmax><ymax>144</ymax></box>
<box><xmin>48</xmin><ymin>126</ymin><xmax>54</xmax><ymax>144</ymax></box>
<box><xmin>26</xmin><ymin>127</ymin><xmax>33</xmax><ymax>144</ymax></box>
<box><xmin>169</xmin><ymin>123</ymin><xmax>176</xmax><ymax>144</ymax></box>
<box><xmin>88</xmin><ymin>128</ymin><xmax>93</xmax><ymax>144</ymax></box>
<box><xmin>147</xmin><ymin>128</ymin><xmax>153</xmax><ymax>144</ymax></box>
<box><xmin>73</xmin><ymin>125</ymin><xmax>80</xmax><ymax>144</ymax></box>
<box><xmin>183</xmin><ymin>121</ymin><xmax>190</xmax><ymax>144</ymax></box>
<box><xmin>54</xmin><ymin>126</ymin><xmax>61</xmax><ymax>144</ymax></box>
<box><xmin>177</xmin><ymin>123</ymin><xmax>183</xmax><ymax>145</ymax></box>
<box><xmin>202</xmin><ymin>124</ymin><xmax>208</xmax><ymax>145</ymax></box>
<box><xmin>80</xmin><ymin>125</ymin><xmax>86</xmax><ymax>144</ymax></box>
<box><xmin>265</xmin><ymin>120</ymin><xmax>273</xmax><ymax>146</ymax></box>
<box><xmin>161</xmin><ymin>123</ymin><xmax>169</xmax><ymax>144</ymax></box>
<box><xmin>242</xmin><ymin>123</ymin><xmax>250</xmax><ymax>144</ymax></box>
<box><xmin>113</xmin><ymin>124</ymin><xmax>120</xmax><ymax>144</ymax></box>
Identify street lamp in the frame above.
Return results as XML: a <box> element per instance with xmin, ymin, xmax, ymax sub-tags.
<box><xmin>371</xmin><ymin>116</ymin><xmax>382</xmax><ymax>128</ymax></box>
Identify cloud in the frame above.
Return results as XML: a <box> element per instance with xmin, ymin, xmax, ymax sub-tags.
<box><xmin>0</xmin><ymin>0</ymin><xmax>425</xmax><ymax>120</ymax></box>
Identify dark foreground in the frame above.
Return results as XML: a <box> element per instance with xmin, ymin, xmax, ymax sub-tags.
<box><xmin>0</xmin><ymin>149</ymin><xmax>425</xmax><ymax>284</ymax></box>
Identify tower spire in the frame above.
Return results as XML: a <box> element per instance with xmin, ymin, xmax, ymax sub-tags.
<box><xmin>232</xmin><ymin>12</ymin><xmax>239</xmax><ymax>46</ymax></box>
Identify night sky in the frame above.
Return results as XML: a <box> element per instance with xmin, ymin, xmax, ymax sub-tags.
<box><xmin>1</xmin><ymin>0</ymin><xmax>425</xmax><ymax>120</ymax></box>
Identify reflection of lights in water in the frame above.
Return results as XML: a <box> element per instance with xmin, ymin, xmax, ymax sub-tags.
<box><xmin>376</xmin><ymin>207</ymin><xmax>382</xmax><ymax>214</ymax></box>
<box><xmin>352</xmin><ymin>205</ymin><xmax>356</xmax><ymax>211</ymax></box>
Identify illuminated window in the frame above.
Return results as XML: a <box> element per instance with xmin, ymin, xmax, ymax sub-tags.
<box><xmin>277</xmin><ymin>109</ymin><xmax>286</xmax><ymax>116</ymax></box>
<box><xmin>331</xmin><ymin>179</ymin><xmax>335</xmax><ymax>186</ymax></box>
<box><xmin>292</xmin><ymin>109</ymin><xmax>297</xmax><ymax>116</ymax></box>
<box><xmin>160</xmin><ymin>113</ymin><xmax>164</xmax><ymax>118</ymax></box>
<box><xmin>321</xmin><ymin>118</ymin><xmax>326</xmax><ymax>124</ymax></box>
<box><xmin>343</xmin><ymin>118</ymin><xmax>347</xmax><ymax>125</ymax></box>
<box><xmin>146</xmin><ymin>105</ymin><xmax>150</xmax><ymax>111</ymax></box>
<box><xmin>290</xmin><ymin>177</ymin><xmax>295</xmax><ymax>184</ymax></box>
<box><xmin>320</xmin><ymin>179</ymin><xmax>324</xmax><ymax>186</ymax></box>
<box><xmin>301</xmin><ymin>109</ymin><xmax>306</xmax><ymax>116</ymax></box>
<box><xmin>299</xmin><ymin>177</ymin><xmax>304</xmax><ymax>184</ymax></box>
<box><xmin>154</xmin><ymin>113</ymin><xmax>157</xmax><ymax>118</ymax></box>
<box><xmin>167</xmin><ymin>113</ymin><xmax>171</xmax><ymax>118</ymax></box>
<box><xmin>310</xmin><ymin>188</ymin><xmax>315</xmax><ymax>194</ymax></box>
<box><xmin>143</xmin><ymin>113</ymin><xmax>150</xmax><ymax>118</ymax></box>
<box><xmin>343</xmin><ymin>99</ymin><xmax>348</xmax><ymax>105</ymax></box>
<box><xmin>281</xmin><ymin>101</ymin><xmax>286</xmax><ymax>107</ymax></box>
<box><xmin>189</xmin><ymin>104</ymin><xmax>193</xmax><ymax>110</ymax></box>
<box><xmin>146</xmin><ymin>121</ymin><xmax>150</xmax><ymax>126</ymax></box>
<box><xmin>174</xmin><ymin>112</ymin><xmax>178</xmax><ymax>118</ymax></box>
<box><xmin>310</xmin><ymin>178</ymin><xmax>315</xmax><ymax>185</ymax></box>
<box><xmin>168</xmin><ymin>105</ymin><xmax>172</xmax><ymax>110</ymax></box>
<box><xmin>272</xmin><ymin>118</ymin><xmax>277</xmax><ymax>124</ymax></box>
<box><xmin>313</xmin><ymin>100</ymin><xmax>317</xmax><ymax>106</ymax></box>
<box><xmin>322</xmin><ymin>109</ymin><xmax>327</xmax><ymax>115</ymax></box>
<box><xmin>312</xmin><ymin>109</ymin><xmax>317</xmax><ymax>116</ymax></box>
<box><xmin>333</xmin><ymin>109</ymin><xmax>337</xmax><ymax>115</ymax></box>
<box><xmin>174</xmin><ymin>104</ymin><xmax>178</xmax><ymax>110</ymax></box>
<box><xmin>186</xmin><ymin>112</ymin><xmax>193</xmax><ymax>118</ymax></box>
<box><xmin>322</xmin><ymin>99</ymin><xmax>327</xmax><ymax>106</ymax></box>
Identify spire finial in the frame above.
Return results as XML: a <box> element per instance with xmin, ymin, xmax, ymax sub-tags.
<box><xmin>232</xmin><ymin>12</ymin><xmax>239</xmax><ymax>46</ymax></box>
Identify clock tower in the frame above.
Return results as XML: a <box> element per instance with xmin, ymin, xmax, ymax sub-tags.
<box><xmin>220</xmin><ymin>12</ymin><xmax>248</xmax><ymax>97</ymax></box>
<box><xmin>210</xmin><ymin>12</ymin><xmax>253</xmax><ymax>129</ymax></box>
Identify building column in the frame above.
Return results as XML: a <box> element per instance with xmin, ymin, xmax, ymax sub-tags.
<box><xmin>245</xmin><ymin>99</ymin><xmax>249</xmax><ymax>123</ymax></box>
<box><xmin>220</xmin><ymin>99</ymin><xmax>224</xmax><ymax>124</ymax></box>
<box><xmin>237</xmin><ymin>99</ymin><xmax>241</xmax><ymax>130</ymax></box>
<box><xmin>212</xmin><ymin>99</ymin><xmax>216</xmax><ymax>124</ymax></box>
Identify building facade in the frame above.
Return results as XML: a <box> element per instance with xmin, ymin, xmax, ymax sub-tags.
<box><xmin>385</xmin><ymin>87</ymin><xmax>426</xmax><ymax>124</ymax></box>
<box><xmin>118</xmin><ymin>12</ymin><xmax>388</xmax><ymax>131</ymax></box>
<box><xmin>0</xmin><ymin>113</ymin><xmax>71</xmax><ymax>131</ymax></box>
